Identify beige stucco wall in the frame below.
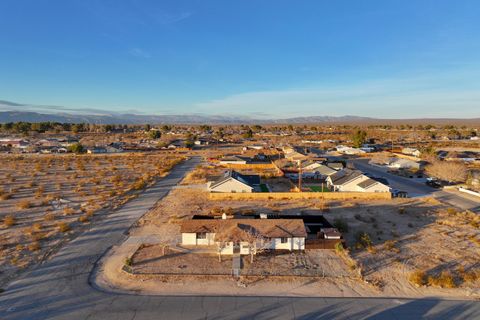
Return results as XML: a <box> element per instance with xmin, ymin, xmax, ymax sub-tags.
<box><xmin>271</xmin><ymin>237</ymin><xmax>305</xmax><ymax>250</ymax></box>
<box><xmin>182</xmin><ymin>233</ymin><xmax>197</xmax><ymax>245</ymax></box>
<box><xmin>182</xmin><ymin>232</ymin><xmax>216</xmax><ymax>246</ymax></box>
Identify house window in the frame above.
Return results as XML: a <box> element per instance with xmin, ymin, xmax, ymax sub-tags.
<box><xmin>196</xmin><ymin>232</ymin><xmax>207</xmax><ymax>240</ymax></box>
<box><xmin>280</xmin><ymin>237</ymin><xmax>288</xmax><ymax>244</ymax></box>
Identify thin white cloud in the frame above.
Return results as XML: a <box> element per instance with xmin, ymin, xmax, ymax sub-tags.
<box><xmin>194</xmin><ymin>71</ymin><xmax>480</xmax><ymax>119</ymax></box>
<box><xmin>154</xmin><ymin>12</ymin><xmax>193</xmax><ymax>25</ymax></box>
<box><xmin>128</xmin><ymin>48</ymin><xmax>151</xmax><ymax>59</ymax></box>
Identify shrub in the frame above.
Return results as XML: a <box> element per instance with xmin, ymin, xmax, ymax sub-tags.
<box><xmin>355</xmin><ymin>231</ymin><xmax>373</xmax><ymax>248</ymax></box>
<box><xmin>384</xmin><ymin>240</ymin><xmax>400</xmax><ymax>253</ymax></box>
<box><xmin>4</xmin><ymin>215</ymin><xmax>15</xmax><ymax>227</ymax></box>
<box><xmin>125</xmin><ymin>257</ymin><xmax>132</xmax><ymax>266</ymax></box>
<box><xmin>462</xmin><ymin>269</ymin><xmax>480</xmax><ymax>284</ymax></box>
<box><xmin>427</xmin><ymin>271</ymin><xmax>456</xmax><ymax>288</ymax></box>
<box><xmin>409</xmin><ymin>270</ymin><xmax>427</xmax><ymax>286</ymax></box>
<box><xmin>57</xmin><ymin>222</ymin><xmax>71</xmax><ymax>233</ymax></box>
<box><xmin>333</xmin><ymin>217</ymin><xmax>349</xmax><ymax>233</ymax></box>
<box><xmin>44</xmin><ymin>213</ymin><xmax>55</xmax><ymax>222</ymax></box>
<box><xmin>446</xmin><ymin>208</ymin><xmax>457</xmax><ymax>216</ymax></box>
<box><xmin>0</xmin><ymin>193</ymin><xmax>12</xmax><ymax>201</ymax></box>
<box><xmin>334</xmin><ymin>242</ymin><xmax>344</xmax><ymax>254</ymax></box>
<box><xmin>35</xmin><ymin>186</ymin><xmax>45</xmax><ymax>198</ymax></box>
<box><xmin>32</xmin><ymin>222</ymin><xmax>43</xmax><ymax>232</ymax></box>
<box><xmin>398</xmin><ymin>207</ymin><xmax>405</xmax><ymax>214</ymax></box>
<box><xmin>16</xmin><ymin>200</ymin><xmax>32</xmax><ymax>210</ymax></box>
<box><xmin>28</xmin><ymin>241</ymin><xmax>41</xmax><ymax>251</ymax></box>
<box><xmin>78</xmin><ymin>215</ymin><xmax>89</xmax><ymax>223</ymax></box>
<box><xmin>63</xmin><ymin>207</ymin><xmax>75</xmax><ymax>215</ymax></box>
<box><xmin>132</xmin><ymin>179</ymin><xmax>147</xmax><ymax>190</ymax></box>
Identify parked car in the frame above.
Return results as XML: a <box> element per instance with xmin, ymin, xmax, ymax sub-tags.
<box><xmin>426</xmin><ymin>179</ymin><xmax>442</xmax><ymax>189</ymax></box>
<box><xmin>392</xmin><ymin>190</ymin><xmax>409</xmax><ymax>198</ymax></box>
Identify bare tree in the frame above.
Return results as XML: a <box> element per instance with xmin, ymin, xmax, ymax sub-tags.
<box><xmin>425</xmin><ymin>160</ymin><xmax>468</xmax><ymax>183</ymax></box>
<box><xmin>216</xmin><ymin>240</ymin><xmax>228</xmax><ymax>262</ymax></box>
<box><xmin>243</xmin><ymin>230</ymin><xmax>273</xmax><ymax>263</ymax></box>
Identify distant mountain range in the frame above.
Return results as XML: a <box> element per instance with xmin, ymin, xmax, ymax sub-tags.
<box><xmin>0</xmin><ymin>100</ymin><xmax>477</xmax><ymax>125</ymax></box>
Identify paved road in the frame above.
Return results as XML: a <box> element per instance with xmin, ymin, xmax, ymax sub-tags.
<box><xmin>1</xmin><ymin>157</ymin><xmax>479</xmax><ymax>320</ymax></box>
<box><xmin>353</xmin><ymin>159</ymin><xmax>480</xmax><ymax>213</ymax></box>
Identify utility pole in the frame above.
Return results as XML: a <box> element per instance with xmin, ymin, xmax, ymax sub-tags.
<box><xmin>297</xmin><ymin>160</ymin><xmax>302</xmax><ymax>192</ymax></box>
<box><xmin>390</xmin><ymin>132</ymin><xmax>394</xmax><ymax>153</ymax></box>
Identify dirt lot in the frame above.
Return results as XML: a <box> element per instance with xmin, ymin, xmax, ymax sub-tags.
<box><xmin>121</xmin><ymin>186</ymin><xmax>480</xmax><ymax>298</ymax></box>
<box><xmin>131</xmin><ymin>245</ymin><xmax>351</xmax><ymax>278</ymax></box>
<box><xmin>132</xmin><ymin>246</ymin><xmax>232</xmax><ymax>275</ymax></box>
<box><xmin>0</xmin><ymin>152</ymin><xmax>183</xmax><ymax>285</ymax></box>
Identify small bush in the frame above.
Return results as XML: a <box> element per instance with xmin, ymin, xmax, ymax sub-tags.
<box><xmin>63</xmin><ymin>207</ymin><xmax>75</xmax><ymax>215</ymax></box>
<box><xmin>78</xmin><ymin>215</ymin><xmax>89</xmax><ymax>223</ymax></box>
<box><xmin>4</xmin><ymin>215</ymin><xmax>15</xmax><ymax>227</ymax></box>
<box><xmin>383</xmin><ymin>240</ymin><xmax>400</xmax><ymax>253</ymax></box>
<box><xmin>28</xmin><ymin>241</ymin><xmax>41</xmax><ymax>251</ymax></box>
<box><xmin>0</xmin><ymin>193</ymin><xmax>12</xmax><ymax>201</ymax></box>
<box><xmin>125</xmin><ymin>257</ymin><xmax>132</xmax><ymax>266</ymax></box>
<box><xmin>44</xmin><ymin>213</ymin><xmax>55</xmax><ymax>221</ymax></box>
<box><xmin>16</xmin><ymin>200</ymin><xmax>32</xmax><ymax>209</ymax></box>
<box><xmin>398</xmin><ymin>207</ymin><xmax>405</xmax><ymax>214</ymax></box>
<box><xmin>409</xmin><ymin>270</ymin><xmax>427</xmax><ymax>286</ymax></box>
<box><xmin>334</xmin><ymin>242</ymin><xmax>345</xmax><ymax>254</ymax></box>
<box><xmin>428</xmin><ymin>271</ymin><xmax>456</xmax><ymax>288</ymax></box>
<box><xmin>355</xmin><ymin>231</ymin><xmax>373</xmax><ymax>248</ymax></box>
<box><xmin>57</xmin><ymin>222</ymin><xmax>71</xmax><ymax>233</ymax></box>
<box><xmin>446</xmin><ymin>208</ymin><xmax>457</xmax><ymax>216</ymax></box>
<box><xmin>462</xmin><ymin>269</ymin><xmax>480</xmax><ymax>284</ymax></box>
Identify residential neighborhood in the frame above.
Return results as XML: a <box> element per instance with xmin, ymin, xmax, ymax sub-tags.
<box><xmin>1</xmin><ymin>1</ymin><xmax>480</xmax><ymax>318</ymax></box>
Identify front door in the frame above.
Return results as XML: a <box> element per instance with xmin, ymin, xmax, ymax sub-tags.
<box><xmin>233</xmin><ymin>242</ymin><xmax>240</xmax><ymax>254</ymax></box>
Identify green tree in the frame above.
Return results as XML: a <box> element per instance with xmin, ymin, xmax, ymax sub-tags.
<box><xmin>351</xmin><ymin>130</ymin><xmax>367</xmax><ymax>148</ymax></box>
<box><xmin>149</xmin><ymin>130</ymin><xmax>161</xmax><ymax>140</ymax></box>
<box><xmin>68</xmin><ymin>143</ymin><xmax>84</xmax><ymax>154</ymax></box>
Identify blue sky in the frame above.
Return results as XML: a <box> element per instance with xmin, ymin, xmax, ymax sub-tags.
<box><xmin>0</xmin><ymin>0</ymin><xmax>479</xmax><ymax>118</ymax></box>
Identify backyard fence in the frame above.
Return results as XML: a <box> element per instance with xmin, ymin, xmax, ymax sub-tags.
<box><xmin>208</xmin><ymin>191</ymin><xmax>391</xmax><ymax>201</ymax></box>
<box><xmin>305</xmin><ymin>239</ymin><xmax>345</xmax><ymax>250</ymax></box>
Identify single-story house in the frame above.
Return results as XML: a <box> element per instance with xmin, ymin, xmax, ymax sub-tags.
<box><xmin>388</xmin><ymin>158</ymin><xmax>423</xmax><ymax>170</ymax></box>
<box><xmin>303</xmin><ymin>162</ymin><xmax>337</xmax><ymax>177</ymax></box>
<box><xmin>180</xmin><ymin>218</ymin><xmax>307</xmax><ymax>255</ymax></box>
<box><xmin>326</xmin><ymin>162</ymin><xmax>344</xmax><ymax>171</ymax></box>
<box><xmin>336</xmin><ymin>145</ymin><xmax>366</xmax><ymax>155</ymax></box>
<box><xmin>86</xmin><ymin>147</ymin><xmax>107</xmax><ymax>154</ymax></box>
<box><xmin>243</xmin><ymin>144</ymin><xmax>265</xmax><ymax>150</ymax></box>
<box><xmin>208</xmin><ymin>170</ymin><xmax>261</xmax><ymax>193</ymax></box>
<box><xmin>282</xmin><ymin>146</ymin><xmax>308</xmax><ymax>161</ymax></box>
<box><xmin>356</xmin><ymin>178</ymin><xmax>391</xmax><ymax>193</ymax></box>
<box><xmin>194</xmin><ymin>139</ymin><xmax>210</xmax><ymax>146</ymax></box>
<box><xmin>402</xmin><ymin>148</ymin><xmax>421</xmax><ymax>158</ymax></box>
<box><xmin>0</xmin><ymin>139</ymin><xmax>30</xmax><ymax>149</ymax></box>
<box><xmin>218</xmin><ymin>155</ymin><xmax>249</xmax><ymax>165</ymax></box>
<box><xmin>326</xmin><ymin>169</ymin><xmax>389</xmax><ymax>192</ymax></box>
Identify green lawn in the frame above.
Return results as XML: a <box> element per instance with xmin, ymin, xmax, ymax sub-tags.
<box><xmin>308</xmin><ymin>186</ymin><xmax>330</xmax><ymax>192</ymax></box>
<box><xmin>260</xmin><ymin>184</ymin><xmax>269</xmax><ymax>192</ymax></box>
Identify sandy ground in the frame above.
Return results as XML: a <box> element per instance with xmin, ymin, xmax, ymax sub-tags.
<box><xmin>97</xmin><ymin>184</ymin><xmax>480</xmax><ymax>300</ymax></box>
<box><xmin>0</xmin><ymin>153</ymin><xmax>183</xmax><ymax>286</ymax></box>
